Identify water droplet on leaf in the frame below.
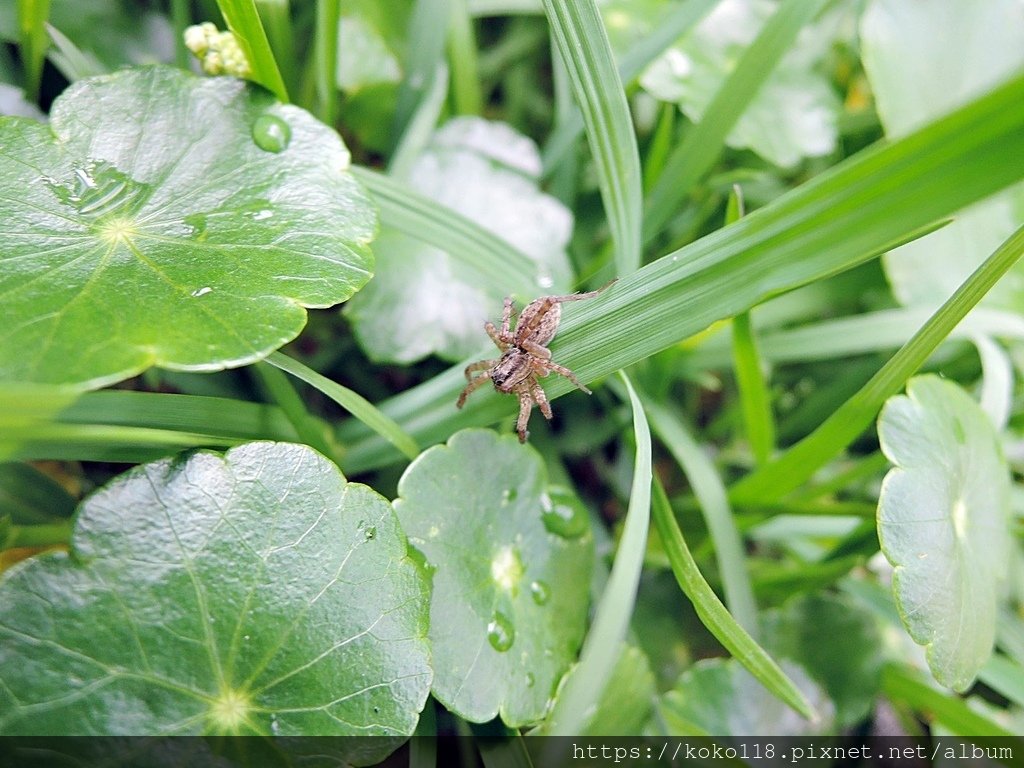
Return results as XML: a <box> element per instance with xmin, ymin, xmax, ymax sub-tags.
<box><xmin>487</xmin><ymin>612</ymin><xmax>515</xmax><ymax>652</ymax></box>
<box><xmin>541</xmin><ymin>497</ymin><xmax>588</xmax><ymax>539</ymax></box>
<box><xmin>191</xmin><ymin>286</ymin><xmax>212</xmax><ymax>297</ymax></box>
<box><xmin>525</xmin><ymin>672</ymin><xmax>535</xmax><ymax>688</ymax></box>
<box><xmin>364</xmin><ymin>525</ymin><xmax>376</xmax><ymax>540</ymax></box>
<box><xmin>252</xmin><ymin>114</ymin><xmax>291</xmax><ymax>152</ymax></box>
<box><xmin>529</xmin><ymin>580</ymin><xmax>550</xmax><ymax>605</ymax></box>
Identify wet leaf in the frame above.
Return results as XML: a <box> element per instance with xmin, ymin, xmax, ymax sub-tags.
<box><xmin>394</xmin><ymin>429</ymin><xmax>593</xmax><ymax>727</ymax></box>
<box><xmin>0</xmin><ymin>442</ymin><xmax>431</xmax><ymax>744</ymax></box>
<box><xmin>346</xmin><ymin>117</ymin><xmax>574</xmax><ymax>363</ymax></box>
<box><xmin>878</xmin><ymin>375</ymin><xmax>1012</xmax><ymax>691</ymax></box>
<box><xmin>0</xmin><ymin>66</ymin><xmax>375</xmax><ymax>387</ymax></box>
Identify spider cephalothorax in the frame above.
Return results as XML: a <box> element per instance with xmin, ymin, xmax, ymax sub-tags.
<box><xmin>456</xmin><ymin>283</ymin><xmax>613</xmax><ymax>442</ymax></box>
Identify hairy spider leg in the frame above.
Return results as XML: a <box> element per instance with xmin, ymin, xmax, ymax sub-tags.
<box><xmin>530</xmin><ymin>379</ymin><xmax>553</xmax><ymax>420</ymax></box>
<box><xmin>515</xmin><ymin>387</ymin><xmax>535</xmax><ymax>442</ymax></box>
<box><xmin>484</xmin><ymin>321</ymin><xmax>507</xmax><ymax>350</ymax></box>
<box><xmin>541</xmin><ymin>360</ymin><xmax>592</xmax><ymax>394</ymax></box>
<box><xmin>456</xmin><ymin>370</ymin><xmax>494</xmax><ymax>409</ymax></box>
<box><xmin>463</xmin><ymin>359</ymin><xmax>496</xmax><ymax>381</ymax></box>
<box><xmin>520</xmin><ymin>339</ymin><xmax>553</xmax><ymax>360</ymax></box>
<box><xmin>514</xmin><ymin>282</ymin><xmax>614</xmax><ymax>342</ymax></box>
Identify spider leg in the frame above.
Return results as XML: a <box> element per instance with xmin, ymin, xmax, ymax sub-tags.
<box><xmin>464</xmin><ymin>359</ymin><xmax>496</xmax><ymax>381</ymax></box>
<box><xmin>515</xmin><ymin>386</ymin><xmax>534</xmax><ymax>442</ymax></box>
<box><xmin>531</xmin><ymin>379</ymin><xmax>552</xmax><ymax>420</ymax></box>
<box><xmin>547</xmin><ymin>279</ymin><xmax>617</xmax><ymax>305</ymax></box>
<box><xmin>521</xmin><ymin>339</ymin><xmax>552</xmax><ymax>360</ymax></box>
<box><xmin>543</xmin><ymin>361</ymin><xmax>592</xmax><ymax>394</ymax></box>
<box><xmin>484</xmin><ymin>322</ymin><xmax>509</xmax><ymax>350</ymax></box>
<box><xmin>457</xmin><ymin>371</ymin><xmax>494</xmax><ymax>409</ymax></box>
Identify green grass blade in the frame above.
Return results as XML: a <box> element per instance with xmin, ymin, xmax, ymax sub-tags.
<box><xmin>313</xmin><ymin>0</ymin><xmax>339</xmax><ymax>122</ymax></box>
<box><xmin>650</xmin><ymin>477</ymin><xmax>814</xmax><ymax>720</ymax></box>
<box><xmin>732</xmin><ymin>312</ymin><xmax>775</xmax><ymax>464</ymax></box>
<box><xmin>351</xmin><ymin>165</ymin><xmax>536</xmax><ymax>295</ymax></box>
<box><xmin>544</xmin><ymin>372</ymin><xmax>651</xmax><ymax>735</ymax></box>
<box><xmin>542</xmin><ymin>0</ymin><xmax>641</xmax><ymax>274</ymax></box>
<box><xmin>252</xmin><ymin>361</ymin><xmax>338</xmax><ymax>462</ymax></box>
<box><xmin>256</xmin><ymin>0</ymin><xmax>295</xmax><ymax>91</ymax></box>
<box><xmin>392</xmin><ymin>0</ymin><xmax>451</xmax><ymax>150</ymax></box>
<box><xmin>448</xmin><ymin>0</ymin><xmax>483</xmax><ymax>115</ymax></box>
<box><xmin>729</xmin><ymin>222</ymin><xmax>1024</xmax><ymax>506</ymax></box>
<box><xmin>216</xmin><ymin>0</ymin><xmax>289</xmax><ymax>101</ymax></box>
<box><xmin>338</xmin><ymin>73</ymin><xmax>1024</xmax><ymax>471</ymax></box>
<box><xmin>16</xmin><ymin>0</ymin><xmax>50</xmax><ymax>99</ymax></box>
<box><xmin>389</xmin><ymin>63</ymin><xmax>449</xmax><ymax>179</ymax></box>
<box><xmin>881</xmin><ymin>664</ymin><xmax>1012</xmax><ymax>737</ymax></box>
<box><xmin>45</xmin><ymin>23</ymin><xmax>105</xmax><ymax>81</ymax></box>
<box><xmin>643</xmin><ymin>399</ymin><xmax>759</xmax><ymax>637</ymax></box>
<box><xmin>3</xmin><ymin>423</ymin><xmax>241</xmax><ymax>463</ymax></box>
<box><xmin>266</xmin><ymin>352</ymin><xmax>419</xmax><ymax>461</ymax></box>
<box><xmin>541</xmin><ymin>0</ymin><xmax>717</xmax><ymax>174</ymax></box>
<box><xmin>643</xmin><ymin>0</ymin><xmax>829</xmax><ymax>242</ymax></box>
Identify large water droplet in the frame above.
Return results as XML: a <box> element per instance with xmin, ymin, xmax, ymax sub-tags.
<box><xmin>487</xmin><ymin>612</ymin><xmax>515</xmax><ymax>652</ymax></box>
<box><xmin>529</xmin><ymin>580</ymin><xmax>550</xmax><ymax>605</ymax></box>
<box><xmin>252</xmin><ymin>114</ymin><xmax>291</xmax><ymax>152</ymax></box>
<box><xmin>541</xmin><ymin>490</ymin><xmax>588</xmax><ymax>539</ymax></box>
<box><xmin>45</xmin><ymin>160</ymin><xmax>152</xmax><ymax>221</ymax></box>
<box><xmin>525</xmin><ymin>672</ymin><xmax>535</xmax><ymax>688</ymax></box>
<box><xmin>364</xmin><ymin>525</ymin><xmax>377</xmax><ymax>541</ymax></box>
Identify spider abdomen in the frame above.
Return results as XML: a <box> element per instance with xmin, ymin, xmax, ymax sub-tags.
<box><xmin>491</xmin><ymin>348</ymin><xmax>534</xmax><ymax>391</ymax></box>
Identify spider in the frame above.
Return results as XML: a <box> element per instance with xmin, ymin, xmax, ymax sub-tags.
<box><xmin>456</xmin><ymin>282</ymin><xmax>614</xmax><ymax>442</ymax></box>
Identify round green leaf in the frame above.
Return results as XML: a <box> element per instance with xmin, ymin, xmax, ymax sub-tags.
<box><xmin>878</xmin><ymin>375</ymin><xmax>1012</xmax><ymax>691</ymax></box>
<box><xmin>764</xmin><ymin>593</ymin><xmax>883</xmax><ymax>729</ymax></box>
<box><xmin>0</xmin><ymin>442</ymin><xmax>431</xmax><ymax>742</ymax></box>
<box><xmin>0</xmin><ymin>66</ymin><xmax>375</xmax><ymax>388</ymax></box>
<box><xmin>394</xmin><ymin>429</ymin><xmax>593</xmax><ymax>727</ymax></box>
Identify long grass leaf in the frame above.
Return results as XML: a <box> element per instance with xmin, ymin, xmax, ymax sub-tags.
<box><xmin>252</xmin><ymin>361</ymin><xmax>338</xmax><ymax>462</ymax></box>
<box><xmin>881</xmin><ymin>664</ymin><xmax>1012</xmax><ymax>737</ymax></box>
<box><xmin>338</xmin><ymin>74</ymin><xmax>1024</xmax><ymax>471</ymax></box>
<box><xmin>643</xmin><ymin>0</ymin><xmax>829</xmax><ymax>241</ymax></box>
<box><xmin>16</xmin><ymin>0</ymin><xmax>50</xmax><ymax>99</ymax></box>
<box><xmin>643</xmin><ymin>399</ymin><xmax>759</xmax><ymax>636</ymax></box>
<box><xmin>650</xmin><ymin>477</ymin><xmax>814</xmax><ymax>719</ymax></box>
<box><xmin>729</xmin><ymin>223</ymin><xmax>1024</xmax><ymax>506</ymax></box>
<box><xmin>542</xmin><ymin>0</ymin><xmax>641</xmax><ymax>274</ymax></box>
<box><xmin>313</xmin><ymin>0</ymin><xmax>339</xmax><ymax>122</ymax></box>
<box><xmin>542</xmin><ymin>0</ymin><xmax>717</xmax><ymax>174</ymax></box>
<box><xmin>216</xmin><ymin>0</ymin><xmax>289</xmax><ymax>101</ymax></box>
<box><xmin>392</xmin><ymin>0</ymin><xmax>451</xmax><ymax>149</ymax></box>
<box><xmin>544</xmin><ymin>372</ymin><xmax>651</xmax><ymax>735</ymax></box>
<box><xmin>266</xmin><ymin>352</ymin><xmax>419</xmax><ymax>461</ymax></box>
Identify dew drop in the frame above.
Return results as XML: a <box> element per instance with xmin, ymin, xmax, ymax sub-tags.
<box><xmin>364</xmin><ymin>525</ymin><xmax>377</xmax><ymax>541</ymax></box>
<box><xmin>191</xmin><ymin>286</ymin><xmax>212</xmax><ymax>297</ymax></box>
<box><xmin>252</xmin><ymin>209</ymin><xmax>273</xmax><ymax>221</ymax></box>
<box><xmin>252</xmin><ymin>114</ymin><xmax>291</xmax><ymax>153</ymax></box>
<box><xmin>525</xmin><ymin>672</ymin><xmax>535</xmax><ymax>688</ymax></box>
<box><xmin>501</xmin><ymin>487</ymin><xmax>518</xmax><ymax>505</ymax></box>
<box><xmin>541</xmin><ymin>496</ymin><xmax>588</xmax><ymax>539</ymax></box>
<box><xmin>529</xmin><ymin>580</ymin><xmax>550</xmax><ymax>605</ymax></box>
<box><xmin>270</xmin><ymin>715</ymin><xmax>280</xmax><ymax>735</ymax></box>
<box><xmin>487</xmin><ymin>612</ymin><xmax>515</xmax><ymax>652</ymax></box>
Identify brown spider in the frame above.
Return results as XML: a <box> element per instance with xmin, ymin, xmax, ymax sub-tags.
<box><xmin>456</xmin><ymin>282</ymin><xmax>614</xmax><ymax>442</ymax></box>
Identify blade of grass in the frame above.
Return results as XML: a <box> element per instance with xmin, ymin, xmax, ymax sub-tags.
<box><xmin>351</xmin><ymin>165</ymin><xmax>536</xmax><ymax>295</ymax></box>
<box><xmin>42</xmin><ymin>24</ymin><xmax>104</xmax><ymax>81</ymax></box>
<box><xmin>313</xmin><ymin>0</ymin><xmax>339</xmax><ymax>123</ymax></box>
<box><xmin>650</xmin><ymin>476</ymin><xmax>814</xmax><ymax>719</ymax></box>
<box><xmin>978</xmin><ymin>655</ymin><xmax>1024</xmax><ymax>709</ymax></box>
<box><xmin>643</xmin><ymin>0</ymin><xmax>829</xmax><ymax>243</ymax></box>
<box><xmin>448</xmin><ymin>0</ymin><xmax>483</xmax><ymax>115</ymax></box>
<box><xmin>543</xmin><ymin>372</ymin><xmax>651</xmax><ymax>735</ymax></box>
<box><xmin>542</xmin><ymin>0</ymin><xmax>641</xmax><ymax>274</ymax></box>
<box><xmin>391</xmin><ymin>0</ymin><xmax>451</xmax><ymax>152</ymax></box>
<box><xmin>16</xmin><ymin>0</ymin><xmax>50</xmax><ymax>99</ymax></box>
<box><xmin>170</xmin><ymin>0</ymin><xmax>192</xmax><ymax>68</ymax></box>
<box><xmin>541</xmin><ymin>0</ymin><xmax>717</xmax><ymax>175</ymax></box>
<box><xmin>252</xmin><ymin>361</ymin><xmax>338</xmax><ymax>462</ymax></box>
<box><xmin>266</xmin><ymin>352</ymin><xmax>419</xmax><ymax>461</ymax></box>
<box><xmin>389</xmin><ymin>63</ymin><xmax>449</xmax><ymax>179</ymax></box>
<box><xmin>2</xmin><ymin>423</ymin><xmax>241</xmax><ymax>463</ymax></box>
<box><xmin>216</xmin><ymin>0</ymin><xmax>289</xmax><ymax>101</ymax></box>
<box><xmin>257</xmin><ymin>0</ymin><xmax>295</xmax><ymax>94</ymax></box>
<box><xmin>338</xmin><ymin>74</ymin><xmax>1024</xmax><ymax>471</ymax></box>
<box><xmin>642</xmin><ymin>398</ymin><xmax>759</xmax><ymax>637</ymax></box>
<box><xmin>727</xmin><ymin>185</ymin><xmax>776</xmax><ymax>465</ymax></box>
<box><xmin>729</xmin><ymin>222</ymin><xmax>1024</xmax><ymax>507</ymax></box>
<box><xmin>881</xmin><ymin>664</ymin><xmax>1013</xmax><ymax>738</ymax></box>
